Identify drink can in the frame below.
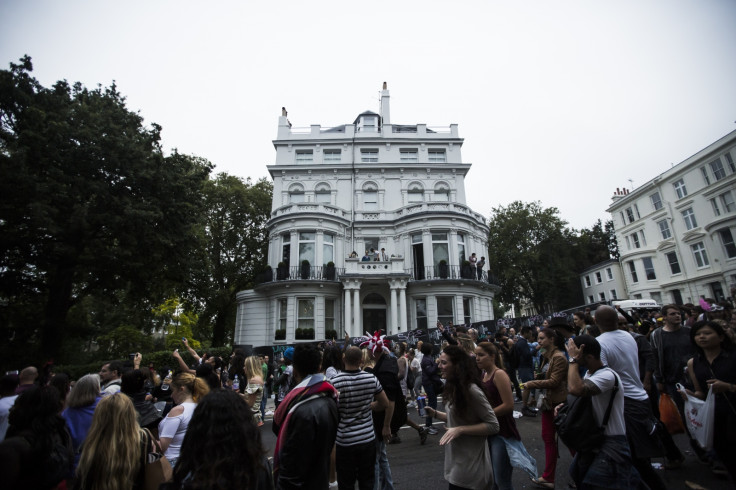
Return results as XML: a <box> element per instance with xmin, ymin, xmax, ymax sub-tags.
<box><xmin>417</xmin><ymin>395</ymin><xmax>427</xmax><ymax>417</ymax></box>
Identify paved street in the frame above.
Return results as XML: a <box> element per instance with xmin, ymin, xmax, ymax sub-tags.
<box><xmin>259</xmin><ymin>396</ymin><xmax>727</xmax><ymax>490</ymax></box>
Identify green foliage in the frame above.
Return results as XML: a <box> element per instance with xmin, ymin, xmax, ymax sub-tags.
<box><xmin>324</xmin><ymin>329</ymin><xmax>338</xmax><ymax>340</ymax></box>
<box><xmin>96</xmin><ymin>325</ymin><xmax>154</xmax><ymax>359</ymax></box>
<box><xmin>294</xmin><ymin>328</ymin><xmax>315</xmax><ymax>340</ymax></box>
<box><xmin>488</xmin><ymin>201</ymin><xmax>615</xmax><ymax>314</ymax></box>
<box><xmin>0</xmin><ymin>57</ymin><xmax>212</xmax><ymax>362</ymax></box>
<box><xmin>185</xmin><ymin>173</ymin><xmax>272</xmax><ymax>347</ymax></box>
<box><xmin>152</xmin><ymin>297</ymin><xmax>202</xmax><ymax>351</ymax></box>
<box><xmin>275</xmin><ymin>329</ymin><xmax>286</xmax><ymax>340</ymax></box>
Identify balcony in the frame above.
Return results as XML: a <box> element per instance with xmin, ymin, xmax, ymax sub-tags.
<box><xmin>407</xmin><ymin>265</ymin><xmax>501</xmax><ymax>286</ymax></box>
<box><xmin>255</xmin><ymin>265</ymin><xmax>344</xmax><ymax>285</ymax></box>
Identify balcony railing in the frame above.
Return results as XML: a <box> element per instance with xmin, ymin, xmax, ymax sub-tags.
<box><xmin>255</xmin><ymin>266</ymin><xmax>344</xmax><ymax>284</ymax></box>
<box><xmin>406</xmin><ymin>265</ymin><xmax>501</xmax><ymax>285</ymax></box>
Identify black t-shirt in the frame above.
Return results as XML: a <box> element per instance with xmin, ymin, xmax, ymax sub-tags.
<box><xmin>660</xmin><ymin>328</ymin><xmax>694</xmax><ymax>383</ymax></box>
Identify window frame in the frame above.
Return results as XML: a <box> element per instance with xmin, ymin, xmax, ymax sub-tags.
<box><xmin>718</xmin><ymin>228</ymin><xmax>736</xmax><ymax>259</ymax></box>
<box><xmin>709</xmin><ymin>158</ymin><xmax>726</xmax><ymax>181</ymax></box>
<box><xmin>361</xmin><ymin>149</ymin><xmax>378</xmax><ymax>163</ymax></box>
<box><xmin>323</xmin><ymin>149</ymin><xmax>341</xmax><ymax>162</ymax></box>
<box><xmin>691</xmin><ymin>242</ymin><xmax>710</xmax><ymax>268</ymax></box>
<box><xmin>657</xmin><ymin>219</ymin><xmax>672</xmax><ymax>240</ymax></box>
<box><xmin>399</xmin><ymin>148</ymin><xmax>418</xmax><ymax>163</ymax></box>
<box><xmin>628</xmin><ymin>261</ymin><xmax>639</xmax><ymax>283</ymax></box>
<box><xmin>666</xmin><ymin>251</ymin><xmax>681</xmax><ymax>275</ymax></box>
<box><xmin>673</xmin><ymin>179</ymin><xmax>687</xmax><ymax>199</ymax></box>
<box><xmin>428</xmin><ymin>149</ymin><xmax>447</xmax><ymax>163</ymax></box>
<box><xmin>650</xmin><ymin>192</ymin><xmax>663</xmax><ymax>211</ymax></box>
<box><xmin>295</xmin><ymin>149</ymin><xmax>313</xmax><ymax>163</ymax></box>
<box><xmin>642</xmin><ymin>257</ymin><xmax>657</xmax><ymax>280</ymax></box>
<box><xmin>436</xmin><ymin>296</ymin><xmax>454</xmax><ymax>326</ymax></box>
<box><xmin>682</xmin><ymin>208</ymin><xmax>698</xmax><ymax>230</ymax></box>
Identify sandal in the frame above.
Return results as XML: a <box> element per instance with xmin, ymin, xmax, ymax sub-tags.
<box><xmin>531</xmin><ymin>476</ymin><xmax>555</xmax><ymax>489</ymax></box>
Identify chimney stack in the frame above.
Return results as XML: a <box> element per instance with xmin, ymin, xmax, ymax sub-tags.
<box><xmin>380</xmin><ymin>82</ymin><xmax>390</xmax><ymax>125</ymax></box>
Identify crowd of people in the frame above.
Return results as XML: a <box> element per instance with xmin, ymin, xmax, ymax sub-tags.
<box><xmin>0</xmin><ymin>298</ymin><xmax>735</xmax><ymax>489</ymax></box>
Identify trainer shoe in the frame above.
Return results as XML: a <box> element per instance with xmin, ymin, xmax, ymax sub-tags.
<box><xmin>426</xmin><ymin>427</ymin><xmax>439</xmax><ymax>435</ymax></box>
<box><xmin>522</xmin><ymin>406</ymin><xmax>538</xmax><ymax>417</ymax></box>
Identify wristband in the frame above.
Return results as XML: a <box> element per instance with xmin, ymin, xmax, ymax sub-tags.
<box><xmin>569</xmin><ymin>358</ymin><xmax>578</xmax><ymax>364</ymax></box>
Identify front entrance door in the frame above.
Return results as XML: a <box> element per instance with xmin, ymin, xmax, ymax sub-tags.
<box><xmin>363</xmin><ymin>308</ymin><xmax>387</xmax><ymax>334</ymax></box>
<box><xmin>709</xmin><ymin>282</ymin><xmax>725</xmax><ymax>302</ymax></box>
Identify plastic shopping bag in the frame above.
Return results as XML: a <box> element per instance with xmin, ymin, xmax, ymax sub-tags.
<box><xmin>659</xmin><ymin>392</ymin><xmax>685</xmax><ymax>434</ymax></box>
<box><xmin>677</xmin><ymin>383</ymin><xmax>714</xmax><ymax>450</ymax></box>
<box><xmin>502</xmin><ymin>436</ymin><xmax>539</xmax><ymax>479</ymax></box>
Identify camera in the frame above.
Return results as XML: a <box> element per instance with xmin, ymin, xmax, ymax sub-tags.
<box><xmin>129</xmin><ymin>353</ymin><xmax>137</xmax><ymax>360</ymax></box>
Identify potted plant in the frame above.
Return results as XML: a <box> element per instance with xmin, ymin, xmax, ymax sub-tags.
<box><xmin>263</xmin><ymin>265</ymin><xmax>273</xmax><ymax>282</ymax></box>
<box><xmin>303</xmin><ymin>328</ymin><xmax>315</xmax><ymax>340</ymax></box>
<box><xmin>275</xmin><ymin>329</ymin><xmax>286</xmax><ymax>340</ymax></box>
<box><xmin>301</xmin><ymin>260</ymin><xmax>311</xmax><ymax>279</ymax></box>
<box><xmin>461</xmin><ymin>260</ymin><xmax>473</xmax><ymax>279</ymax></box>
<box><xmin>277</xmin><ymin>262</ymin><xmax>289</xmax><ymax>280</ymax></box>
<box><xmin>324</xmin><ymin>261</ymin><xmax>336</xmax><ymax>280</ymax></box>
<box><xmin>325</xmin><ymin>328</ymin><xmax>338</xmax><ymax>340</ymax></box>
<box><xmin>438</xmin><ymin>259</ymin><xmax>449</xmax><ymax>279</ymax></box>
<box><xmin>295</xmin><ymin>327</ymin><xmax>304</xmax><ymax>339</ymax></box>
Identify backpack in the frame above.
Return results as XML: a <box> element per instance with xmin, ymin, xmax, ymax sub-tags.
<box><xmin>406</xmin><ymin>364</ymin><xmax>415</xmax><ymax>390</ymax></box>
<box><xmin>554</xmin><ymin>369</ymin><xmax>619</xmax><ymax>452</ymax></box>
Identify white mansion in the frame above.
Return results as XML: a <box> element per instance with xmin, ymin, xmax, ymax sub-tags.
<box><xmin>235</xmin><ymin>84</ymin><xmax>498</xmax><ymax>346</ymax></box>
<box><xmin>604</xmin><ymin>129</ymin><xmax>736</xmax><ymax>306</ymax></box>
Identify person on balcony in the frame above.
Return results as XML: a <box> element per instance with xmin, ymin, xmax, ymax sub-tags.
<box><xmin>362</xmin><ymin>251</ymin><xmax>371</xmax><ymax>262</ymax></box>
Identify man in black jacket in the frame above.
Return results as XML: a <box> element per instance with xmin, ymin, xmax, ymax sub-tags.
<box><xmin>272</xmin><ymin>343</ymin><xmax>338</xmax><ymax>489</ymax></box>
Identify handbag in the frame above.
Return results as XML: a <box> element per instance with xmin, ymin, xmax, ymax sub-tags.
<box><xmin>554</xmin><ymin>370</ymin><xmax>619</xmax><ymax>453</ymax></box>
<box><xmin>677</xmin><ymin>383</ymin><xmax>715</xmax><ymax>450</ymax></box>
<box><xmin>141</xmin><ymin>428</ymin><xmax>173</xmax><ymax>490</ymax></box>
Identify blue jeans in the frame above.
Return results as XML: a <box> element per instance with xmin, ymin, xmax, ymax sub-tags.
<box><xmin>488</xmin><ymin>435</ymin><xmax>514</xmax><ymax>490</ymax></box>
<box><xmin>423</xmin><ymin>382</ymin><xmax>438</xmax><ymax>427</ymax></box>
<box><xmin>374</xmin><ymin>440</ymin><xmax>394</xmax><ymax>490</ymax></box>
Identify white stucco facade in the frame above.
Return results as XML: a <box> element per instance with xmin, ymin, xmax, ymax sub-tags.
<box><xmin>579</xmin><ymin>259</ymin><xmax>626</xmax><ymax>305</ymax></box>
<box><xmin>605</xmin><ymin>130</ymin><xmax>736</xmax><ymax>306</ymax></box>
<box><xmin>235</xmin><ymin>85</ymin><xmax>498</xmax><ymax>347</ymax></box>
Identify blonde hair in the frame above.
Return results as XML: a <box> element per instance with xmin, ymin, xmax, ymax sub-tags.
<box><xmin>360</xmin><ymin>349</ymin><xmax>374</xmax><ymax>370</ymax></box>
<box><xmin>244</xmin><ymin>356</ymin><xmax>263</xmax><ymax>382</ymax></box>
<box><xmin>75</xmin><ymin>394</ymin><xmax>142</xmax><ymax>490</ymax></box>
<box><xmin>171</xmin><ymin>372</ymin><xmax>210</xmax><ymax>402</ymax></box>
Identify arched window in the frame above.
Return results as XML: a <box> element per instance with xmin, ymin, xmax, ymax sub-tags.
<box><xmin>289</xmin><ymin>183</ymin><xmax>305</xmax><ymax>203</ymax></box>
<box><xmin>434</xmin><ymin>182</ymin><xmax>450</xmax><ymax>202</ymax></box>
<box><xmin>407</xmin><ymin>182</ymin><xmax>424</xmax><ymax>203</ymax></box>
<box><xmin>363</xmin><ymin>182</ymin><xmax>379</xmax><ymax>210</ymax></box>
<box><xmin>315</xmin><ymin>183</ymin><xmax>331</xmax><ymax>204</ymax></box>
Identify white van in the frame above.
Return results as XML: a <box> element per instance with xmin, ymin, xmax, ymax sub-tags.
<box><xmin>610</xmin><ymin>299</ymin><xmax>661</xmax><ymax>314</ymax></box>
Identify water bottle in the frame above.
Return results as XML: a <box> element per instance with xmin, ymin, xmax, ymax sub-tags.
<box><xmin>417</xmin><ymin>395</ymin><xmax>427</xmax><ymax>417</ymax></box>
<box><xmin>161</xmin><ymin>370</ymin><xmax>172</xmax><ymax>391</ymax></box>
<box><xmin>233</xmin><ymin>374</ymin><xmax>240</xmax><ymax>392</ymax></box>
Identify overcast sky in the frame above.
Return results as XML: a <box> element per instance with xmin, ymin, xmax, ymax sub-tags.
<box><xmin>2</xmin><ymin>0</ymin><xmax>734</xmax><ymax>230</ymax></box>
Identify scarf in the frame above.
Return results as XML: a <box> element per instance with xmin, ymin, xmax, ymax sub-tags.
<box><xmin>272</xmin><ymin>374</ymin><xmax>337</xmax><ymax>482</ymax></box>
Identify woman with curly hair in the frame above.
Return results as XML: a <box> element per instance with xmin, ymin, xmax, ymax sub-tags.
<box><xmin>321</xmin><ymin>344</ymin><xmax>344</xmax><ymax>380</ymax></box>
<box><xmin>74</xmin><ymin>393</ymin><xmax>155</xmax><ymax>490</ymax></box>
<box><xmin>425</xmin><ymin>345</ymin><xmax>499</xmax><ymax>490</ymax></box>
<box><xmin>0</xmin><ymin>385</ymin><xmax>73</xmax><ymax>489</ymax></box>
<box><xmin>158</xmin><ymin>373</ymin><xmax>210</xmax><ymax>467</ymax></box>
<box><xmin>244</xmin><ymin>356</ymin><xmax>265</xmax><ymax>426</ymax></box>
<box><xmin>163</xmin><ymin>389</ymin><xmax>273</xmax><ymax>490</ymax></box>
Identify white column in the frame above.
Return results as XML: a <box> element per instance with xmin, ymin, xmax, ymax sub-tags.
<box><xmin>399</xmin><ymin>287</ymin><xmax>407</xmax><ymax>331</ymax></box>
<box><xmin>344</xmin><ymin>287</ymin><xmax>352</xmax><ymax>337</ymax></box>
<box><xmin>353</xmin><ymin>288</ymin><xmax>361</xmax><ymax>336</ymax></box>
<box><xmin>390</xmin><ymin>287</ymin><xmax>398</xmax><ymax>335</ymax></box>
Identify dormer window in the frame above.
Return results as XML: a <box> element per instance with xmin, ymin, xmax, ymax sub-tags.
<box><xmin>358</xmin><ymin>115</ymin><xmax>378</xmax><ymax>132</ymax></box>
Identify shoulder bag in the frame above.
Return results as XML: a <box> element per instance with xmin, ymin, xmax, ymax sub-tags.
<box><xmin>553</xmin><ymin>369</ymin><xmax>619</xmax><ymax>453</ymax></box>
<box><xmin>141</xmin><ymin>428</ymin><xmax>173</xmax><ymax>490</ymax></box>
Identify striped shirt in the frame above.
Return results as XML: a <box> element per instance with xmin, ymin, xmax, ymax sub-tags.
<box><xmin>331</xmin><ymin>369</ymin><xmax>382</xmax><ymax>447</ymax></box>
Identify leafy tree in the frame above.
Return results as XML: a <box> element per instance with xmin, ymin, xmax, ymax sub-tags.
<box><xmin>185</xmin><ymin>174</ymin><xmax>273</xmax><ymax>346</ymax></box>
<box><xmin>96</xmin><ymin>325</ymin><xmax>154</xmax><ymax>360</ymax></box>
<box><xmin>0</xmin><ymin>57</ymin><xmax>211</xmax><ymax>362</ymax></box>
<box><xmin>487</xmin><ymin>201</ymin><xmax>576</xmax><ymax>314</ymax></box>
<box><xmin>152</xmin><ymin>297</ymin><xmax>202</xmax><ymax>351</ymax></box>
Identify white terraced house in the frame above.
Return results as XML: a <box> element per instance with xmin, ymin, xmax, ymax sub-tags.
<box><xmin>234</xmin><ymin>83</ymin><xmax>499</xmax><ymax>347</ymax></box>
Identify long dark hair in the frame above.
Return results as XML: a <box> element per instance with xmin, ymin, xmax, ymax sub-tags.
<box><xmin>7</xmin><ymin>385</ymin><xmax>70</xmax><ymax>461</ymax></box>
<box><xmin>690</xmin><ymin>320</ymin><xmax>735</xmax><ymax>356</ymax></box>
<box><xmin>442</xmin><ymin>345</ymin><xmax>484</xmax><ymax>421</ymax></box>
<box><xmin>320</xmin><ymin>345</ymin><xmax>344</xmax><ymax>373</ymax></box>
<box><xmin>170</xmin><ymin>390</ymin><xmax>266</xmax><ymax>490</ymax></box>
